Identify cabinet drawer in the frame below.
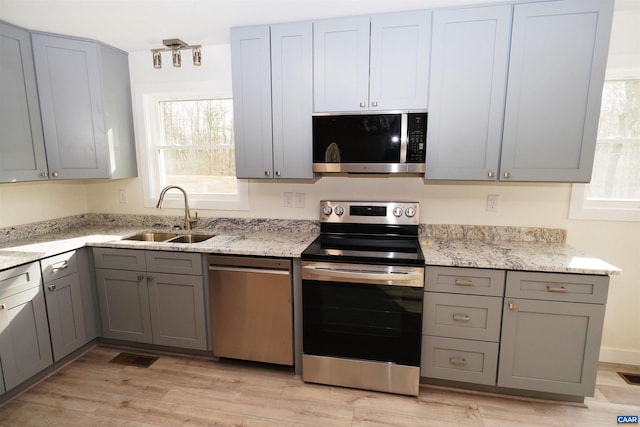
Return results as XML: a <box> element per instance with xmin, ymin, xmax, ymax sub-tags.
<box><xmin>93</xmin><ymin>248</ymin><xmax>146</xmax><ymax>271</ymax></box>
<box><xmin>423</xmin><ymin>293</ymin><xmax>502</xmax><ymax>342</ymax></box>
<box><xmin>145</xmin><ymin>251</ymin><xmax>202</xmax><ymax>276</ymax></box>
<box><xmin>41</xmin><ymin>250</ymin><xmax>78</xmax><ymax>282</ymax></box>
<box><xmin>421</xmin><ymin>336</ymin><xmax>498</xmax><ymax>386</ymax></box>
<box><xmin>426</xmin><ymin>267</ymin><xmax>505</xmax><ymax>296</ymax></box>
<box><xmin>0</xmin><ymin>262</ymin><xmax>41</xmax><ymax>299</ymax></box>
<box><xmin>506</xmin><ymin>271</ymin><xmax>609</xmax><ymax>304</ymax></box>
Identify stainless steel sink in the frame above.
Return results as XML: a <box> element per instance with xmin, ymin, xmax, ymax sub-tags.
<box><xmin>167</xmin><ymin>234</ymin><xmax>215</xmax><ymax>244</ymax></box>
<box><xmin>124</xmin><ymin>232</ymin><xmax>178</xmax><ymax>242</ymax></box>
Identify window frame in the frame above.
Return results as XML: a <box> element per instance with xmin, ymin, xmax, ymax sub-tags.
<box><xmin>134</xmin><ymin>82</ymin><xmax>249</xmax><ymax>211</ymax></box>
<box><xmin>569</xmin><ymin>73</ymin><xmax>640</xmax><ymax>222</ymax></box>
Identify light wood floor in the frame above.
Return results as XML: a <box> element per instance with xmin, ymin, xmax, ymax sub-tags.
<box><xmin>0</xmin><ymin>345</ymin><xmax>638</xmax><ymax>426</ymax></box>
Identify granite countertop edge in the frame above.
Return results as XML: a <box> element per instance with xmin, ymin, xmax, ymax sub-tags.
<box><xmin>0</xmin><ymin>222</ymin><xmax>622</xmax><ymax>276</ymax></box>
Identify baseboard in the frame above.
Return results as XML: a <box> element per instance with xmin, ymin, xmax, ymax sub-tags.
<box><xmin>599</xmin><ymin>347</ymin><xmax>640</xmax><ymax>366</ymax></box>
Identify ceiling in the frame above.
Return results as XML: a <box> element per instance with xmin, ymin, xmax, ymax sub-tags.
<box><xmin>0</xmin><ymin>0</ymin><xmax>496</xmax><ymax>52</ymax></box>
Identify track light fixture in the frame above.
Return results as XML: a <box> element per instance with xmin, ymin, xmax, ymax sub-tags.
<box><xmin>151</xmin><ymin>39</ymin><xmax>202</xmax><ymax>69</ymax></box>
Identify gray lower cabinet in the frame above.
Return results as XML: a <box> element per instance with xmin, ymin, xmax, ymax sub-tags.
<box><xmin>0</xmin><ymin>20</ymin><xmax>47</xmax><ymax>182</ymax></box>
<box><xmin>421</xmin><ymin>266</ymin><xmax>505</xmax><ymax>386</ymax></box>
<box><xmin>498</xmin><ymin>271</ymin><xmax>609</xmax><ymax>397</ymax></box>
<box><xmin>0</xmin><ymin>262</ymin><xmax>53</xmax><ymax>392</ymax></box>
<box><xmin>93</xmin><ymin>248</ymin><xmax>206</xmax><ymax>350</ymax></box>
<box><xmin>30</xmin><ymin>32</ymin><xmax>136</xmax><ymax>180</ymax></box>
<box><xmin>41</xmin><ymin>250</ymin><xmax>88</xmax><ymax>361</ymax></box>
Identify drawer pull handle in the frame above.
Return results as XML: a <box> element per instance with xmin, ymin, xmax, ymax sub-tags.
<box><xmin>52</xmin><ymin>261</ymin><xmax>69</xmax><ymax>273</ymax></box>
<box><xmin>48</xmin><ymin>284</ymin><xmax>57</xmax><ymax>291</ymax></box>
<box><xmin>454</xmin><ymin>279</ymin><xmax>473</xmax><ymax>286</ymax></box>
<box><xmin>453</xmin><ymin>314</ymin><xmax>470</xmax><ymax>322</ymax></box>
<box><xmin>547</xmin><ymin>286</ymin><xmax>567</xmax><ymax>293</ymax></box>
<box><xmin>449</xmin><ymin>358</ymin><xmax>467</xmax><ymax>367</ymax></box>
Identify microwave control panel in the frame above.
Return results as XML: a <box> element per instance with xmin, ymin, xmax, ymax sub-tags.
<box><xmin>406</xmin><ymin>113</ymin><xmax>427</xmax><ymax>163</ymax></box>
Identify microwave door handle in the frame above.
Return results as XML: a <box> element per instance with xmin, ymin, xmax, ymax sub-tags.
<box><xmin>302</xmin><ymin>265</ymin><xmax>423</xmax><ymax>287</ymax></box>
<box><xmin>400</xmin><ymin>113</ymin><xmax>408</xmax><ymax>163</ymax></box>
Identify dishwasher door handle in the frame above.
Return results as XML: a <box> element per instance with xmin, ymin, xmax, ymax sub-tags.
<box><xmin>209</xmin><ymin>265</ymin><xmax>290</xmax><ymax>275</ymax></box>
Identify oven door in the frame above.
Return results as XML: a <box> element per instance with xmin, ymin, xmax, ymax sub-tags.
<box><xmin>301</xmin><ymin>261</ymin><xmax>424</xmax><ymax>367</ymax></box>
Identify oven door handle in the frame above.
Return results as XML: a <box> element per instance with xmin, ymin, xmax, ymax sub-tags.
<box><xmin>302</xmin><ymin>265</ymin><xmax>424</xmax><ymax>287</ymax></box>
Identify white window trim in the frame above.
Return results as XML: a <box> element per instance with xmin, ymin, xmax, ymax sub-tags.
<box><xmin>134</xmin><ymin>81</ymin><xmax>249</xmax><ymax>211</ymax></box>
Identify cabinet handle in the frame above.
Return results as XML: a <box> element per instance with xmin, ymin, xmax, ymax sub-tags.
<box><xmin>371</xmin><ymin>101</ymin><xmax>378</xmax><ymax>107</ymax></box>
<box><xmin>40</xmin><ymin>171</ymin><xmax>48</xmax><ymax>178</ymax></box>
<box><xmin>508</xmin><ymin>302</ymin><xmax>517</xmax><ymax>311</ymax></box>
<box><xmin>52</xmin><ymin>171</ymin><xmax>59</xmax><ymax>177</ymax></box>
<box><xmin>359</xmin><ymin>101</ymin><xmax>366</xmax><ymax>108</ymax></box>
<box><xmin>453</xmin><ymin>314</ymin><xmax>470</xmax><ymax>322</ymax></box>
<box><xmin>147</xmin><ymin>276</ymin><xmax>155</xmax><ymax>282</ymax></box>
<box><xmin>0</xmin><ymin>304</ymin><xmax>6</xmax><ymax>310</ymax></box>
<box><xmin>449</xmin><ymin>358</ymin><xmax>467</xmax><ymax>367</ymax></box>
<box><xmin>454</xmin><ymin>279</ymin><xmax>473</xmax><ymax>286</ymax></box>
<box><xmin>275</xmin><ymin>170</ymin><xmax>281</xmax><ymax>177</ymax></box>
<box><xmin>264</xmin><ymin>170</ymin><xmax>271</xmax><ymax>177</ymax></box>
<box><xmin>503</xmin><ymin>171</ymin><xmax>511</xmax><ymax>179</ymax></box>
<box><xmin>52</xmin><ymin>261</ymin><xmax>69</xmax><ymax>273</ymax></box>
<box><xmin>488</xmin><ymin>171</ymin><xmax>495</xmax><ymax>178</ymax></box>
<box><xmin>48</xmin><ymin>284</ymin><xmax>57</xmax><ymax>291</ymax></box>
<box><xmin>546</xmin><ymin>285</ymin><xmax>567</xmax><ymax>293</ymax></box>
<box><xmin>137</xmin><ymin>275</ymin><xmax>145</xmax><ymax>281</ymax></box>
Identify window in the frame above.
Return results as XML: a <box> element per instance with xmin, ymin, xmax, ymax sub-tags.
<box><xmin>570</xmin><ymin>78</ymin><xmax>640</xmax><ymax>221</ymax></box>
<box><xmin>137</xmin><ymin>84</ymin><xmax>248</xmax><ymax>211</ymax></box>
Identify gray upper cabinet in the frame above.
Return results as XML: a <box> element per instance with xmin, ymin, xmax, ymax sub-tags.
<box><xmin>231</xmin><ymin>23</ymin><xmax>313</xmax><ymax>179</ymax></box>
<box><xmin>425</xmin><ymin>6</ymin><xmax>511</xmax><ymax>181</ymax></box>
<box><xmin>31</xmin><ymin>32</ymin><xmax>137</xmax><ymax>180</ymax></box>
<box><xmin>500</xmin><ymin>0</ymin><xmax>614</xmax><ymax>182</ymax></box>
<box><xmin>0</xmin><ymin>21</ymin><xmax>47</xmax><ymax>183</ymax></box>
<box><xmin>313</xmin><ymin>11</ymin><xmax>430</xmax><ymax>112</ymax></box>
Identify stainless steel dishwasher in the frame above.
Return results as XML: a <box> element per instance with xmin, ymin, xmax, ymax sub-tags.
<box><xmin>208</xmin><ymin>255</ymin><xmax>293</xmax><ymax>366</ymax></box>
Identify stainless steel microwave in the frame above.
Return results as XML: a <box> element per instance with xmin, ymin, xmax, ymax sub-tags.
<box><xmin>312</xmin><ymin>111</ymin><xmax>427</xmax><ymax>174</ymax></box>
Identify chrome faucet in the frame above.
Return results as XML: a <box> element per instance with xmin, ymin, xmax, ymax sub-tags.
<box><xmin>155</xmin><ymin>185</ymin><xmax>197</xmax><ymax>231</ymax></box>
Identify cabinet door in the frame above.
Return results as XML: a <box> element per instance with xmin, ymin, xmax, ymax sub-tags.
<box><xmin>231</xmin><ymin>25</ymin><xmax>274</xmax><ymax>179</ymax></box>
<box><xmin>313</xmin><ymin>16</ymin><xmax>370</xmax><ymax>112</ymax></box>
<box><xmin>500</xmin><ymin>0</ymin><xmax>614</xmax><ymax>182</ymax></box>
<box><xmin>0</xmin><ymin>22</ymin><xmax>48</xmax><ymax>182</ymax></box>
<box><xmin>425</xmin><ymin>6</ymin><xmax>511</xmax><ymax>180</ymax></box>
<box><xmin>148</xmin><ymin>273</ymin><xmax>206</xmax><ymax>350</ymax></box>
<box><xmin>0</xmin><ymin>286</ymin><xmax>53</xmax><ymax>391</ymax></box>
<box><xmin>369</xmin><ymin>11</ymin><xmax>430</xmax><ymax>111</ymax></box>
<box><xmin>271</xmin><ymin>22</ymin><xmax>314</xmax><ymax>179</ymax></box>
<box><xmin>95</xmin><ymin>269</ymin><xmax>152</xmax><ymax>343</ymax></box>
<box><xmin>0</xmin><ymin>359</ymin><xmax>5</xmax><ymax>394</ymax></box>
<box><xmin>44</xmin><ymin>273</ymin><xmax>87</xmax><ymax>361</ymax></box>
<box><xmin>31</xmin><ymin>34</ymin><xmax>110</xmax><ymax>180</ymax></box>
<box><xmin>498</xmin><ymin>298</ymin><xmax>605</xmax><ymax>396</ymax></box>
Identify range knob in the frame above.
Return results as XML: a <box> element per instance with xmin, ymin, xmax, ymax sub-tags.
<box><xmin>405</xmin><ymin>207</ymin><xmax>416</xmax><ymax>218</ymax></box>
<box><xmin>392</xmin><ymin>207</ymin><xmax>403</xmax><ymax>217</ymax></box>
<box><xmin>334</xmin><ymin>206</ymin><xmax>344</xmax><ymax>216</ymax></box>
<box><xmin>322</xmin><ymin>205</ymin><xmax>333</xmax><ymax>216</ymax></box>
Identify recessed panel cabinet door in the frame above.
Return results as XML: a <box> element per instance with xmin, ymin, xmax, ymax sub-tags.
<box><xmin>369</xmin><ymin>11</ymin><xmax>430</xmax><ymax>111</ymax></box>
<box><xmin>425</xmin><ymin>6</ymin><xmax>511</xmax><ymax>180</ymax></box>
<box><xmin>500</xmin><ymin>0</ymin><xmax>614</xmax><ymax>182</ymax></box>
<box><xmin>271</xmin><ymin>22</ymin><xmax>314</xmax><ymax>179</ymax></box>
<box><xmin>0</xmin><ymin>286</ymin><xmax>53</xmax><ymax>391</ymax></box>
<box><xmin>313</xmin><ymin>16</ymin><xmax>370</xmax><ymax>112</ymax></box>
<box><xmin>231</xmin><ymin>26</ymin><xmax>273</xmax><ymax>179</ymax></box>
<box><xmin>498</xmin><ymin>298</ymin><xmax>605</xmax><ymax>396</ymax></box>
<box><xmin>0</xmin><ymin>21</ymin><xmax>47</xmax><ymax>182</ymax></box>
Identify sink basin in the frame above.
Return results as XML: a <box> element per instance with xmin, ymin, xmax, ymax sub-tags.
<box><xmin>167</xmin><ymin>234</ymin><xmax>215</xmax><ymax>244</ymax></box>
<box><xmin>124</xmin><ymin>232</ymin><xmax>178</xmax><ymax>242</ymax></box>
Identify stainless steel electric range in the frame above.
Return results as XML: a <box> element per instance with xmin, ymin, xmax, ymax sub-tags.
<box><xmin>301</xmin><ymin>201</ymin><xmax>425</xmax><ymax>396</ymax></box>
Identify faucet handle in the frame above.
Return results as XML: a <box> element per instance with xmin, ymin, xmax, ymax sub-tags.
<box><xmin>188</xmin><ymin>211</ymin><xmax>199</xmax><ymax>229</ymax></box>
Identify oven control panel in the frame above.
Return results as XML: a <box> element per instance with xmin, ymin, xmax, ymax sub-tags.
<box><xmin>319</xmin><ymin>201</ymin><xmax>419</xmax><ymax>225</ymax></box>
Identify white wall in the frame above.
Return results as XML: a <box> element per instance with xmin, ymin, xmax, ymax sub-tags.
<box><xmin>1</xmin><ymin>4</ymin><xmax>637</xmax><ymax>366</ymax></box>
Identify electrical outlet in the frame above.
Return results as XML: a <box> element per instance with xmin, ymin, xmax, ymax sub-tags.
<box><xmin>118</xmin><ymin>189</ymin><xmax>128</xmax><ymax>204</ymax></box>
<box><xmin>295</xmin><ymin>192</ymin><xmax>305</xmax><ymax>208</ymax></box>
<box><xmin>486</xmin><ymin>194</ymin><xmax>499</xmax><ymax>212</ymax></box>
<box><xmin>283</xmin><ymin>192</ymin><xmax>294</xmax><ymax>208</ymax></box>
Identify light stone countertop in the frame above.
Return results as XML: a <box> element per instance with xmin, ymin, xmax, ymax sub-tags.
<box><xmin>0</xmin><ymin>216</ymin><xmax>621</xmax><ymax>276</ymax></box>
